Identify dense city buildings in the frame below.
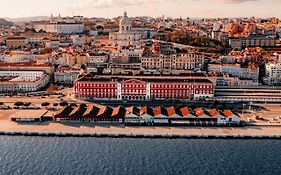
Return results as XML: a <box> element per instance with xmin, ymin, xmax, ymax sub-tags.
<box><xmin>3</xmin><ymin>2</ymin><xmax>281</xmax><ymax>175</ymax></box>
<box><xmin>0</xmin><ymin>12</ymin><xmax>281</xmax><ymax>100</ymax></box>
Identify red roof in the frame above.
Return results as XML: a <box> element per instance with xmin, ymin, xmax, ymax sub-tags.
<box><xmin>208</xmin><ymin>109</ymin><xmax>219</xmax><ymax>117</ymax></box>
<box><xmin>223</xmin><ymin>110</ymin><xmax>235</xmax><ymax>117</ymax></box>
<box><xmin>180</xmin><ymin>107</ymin><xmax>190</xmax><ymax>116</ymax></box>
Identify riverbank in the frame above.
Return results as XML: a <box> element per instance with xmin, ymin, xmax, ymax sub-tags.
<box><xmin>1</xmin><ymin>98</ymin><xmax>281</xmax><ymax>139</ymax></box>
<box><xmin>0</xmin><ymin>117</ymin><xmax>281</xmax><ymax>139</ymax></box>
<box><xmin>0</xmin><ymin>129</ymin><xmax>281</xmax><ymax>139</ymax></box>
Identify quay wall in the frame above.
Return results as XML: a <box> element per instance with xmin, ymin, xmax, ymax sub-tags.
<box><xmin>0</xmin><ymin>131</ymin><xmax>280</xmax><ymax>140</ymax></box>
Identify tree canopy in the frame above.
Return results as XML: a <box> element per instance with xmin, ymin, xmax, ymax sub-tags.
<box><xmin>41</xmin><ymin>102</ymin><xmax>50</xmax><ymax>107</ymax></box>
<box><xmin>152</xmin><ymin>31</ymin><xmax>230</xmax><ymax>54</ymax></box>
<box><xmin>14</xmin><ymin>102</ymin><xmax>24</xmax><ymax>106</ymax></box>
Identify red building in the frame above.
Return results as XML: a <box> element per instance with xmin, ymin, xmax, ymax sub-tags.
<box><xmin>75</xmin><ymin>73</ymin><xmax>214</xmax><ymax>101</ymax></box>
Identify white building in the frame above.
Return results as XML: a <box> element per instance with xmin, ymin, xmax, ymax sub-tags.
<box><xmin>264</xmin><ymin>62</ymin><xmax>281</xmax><ymax>85</ymax></box>
<box><xmin>71</xmin><ymin>35</ymin><xmax>87</xmax><ymax>46</ymax></box>
<box><xmin>46</xmin><ymin>40</ymin><xmax>60</xmax><ymax>49</ymax></box>
<box><xmin>0</xmin><ymin>71</ymin><xmax>50</xmax><ymax>93</ymax></box>
<box><xmin>208</xmin><ymin>63</ymin><xmax>259</xmax><ymax>81</ymax></box>
<box><xmin>222</xmin><ymin>110</ymin><xmax>240</xmax><ymax>124</ymax></box>
<box><xmin>153</xmin><ymin>106</ymin><xmax>169</xmax><ymax>124</ymax></box>
<box><xmin>54</xmin><ymin>68</ymin><xmax>81</xmax><ymax>85</ymax></box>
<box><xmin>125</xmin><ymin>106</ymin><xmax>141</xmax><ymax>124</ymax></box>
<box><xmin>141</xmin><ymin>53</ymin><xmax>205</xmax><ymax>70</ymax></box>
<box><xmin>2</xmin><ymin>55</ymin><xmax>31</xmax><ymax>63</ymax></box>
<box><xmin>87</xmin><ymin>53</ymin><xmax>109</xmax><ymax>64</ymax></box>
<box><xmin>111</xmin><ymin>48</ymin><xmax>143</xmax><ymax>63</ymax></box>
<box><xmin>109</xmin><ymin>12</ymin><xmax>142</xmax><ymax>47</ymax></box>
<box><xmin>34</xmin><ymin>22</ymin><xmax>85</xmax><ymax>34</ymax></box>
<box><xmin>229</xmin><ymin>35</ymin><xmax>277</xmax><ymax>50</ymax></box>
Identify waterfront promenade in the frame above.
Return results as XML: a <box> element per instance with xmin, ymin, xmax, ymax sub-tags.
<box><xmin>1</xmin><ymin>117</ymin><xmax>281</xmax><ymax>139</ymax></box>
<box><xmin>1</xmin><ymin>96</ymin><xmax>281</xmax><ymax>139</ymax></box>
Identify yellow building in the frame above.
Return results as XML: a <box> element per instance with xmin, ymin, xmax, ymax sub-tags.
<box><xmin>62</xmin><ymin>53</ymin><xmax>76</xmax><ymax>67</ymax></box>
<box><xmin>6</xmin><ymin>37</ymin><xmax>27</xmax><ymax>49</ymax></box>
<box><xmin>76</xmin><ymin>54</ymin><xmax>89</xmax><ymax>65</ymax></box>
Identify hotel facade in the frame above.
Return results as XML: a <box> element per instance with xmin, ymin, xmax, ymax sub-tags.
<box><xmin>74</xmin><ymin>74</ymin><xmax>214</xmax><ymax>101</ymax></box>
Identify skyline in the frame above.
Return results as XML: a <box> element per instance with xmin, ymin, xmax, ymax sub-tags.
<box><xmin>1</xmin><ymin>0</ymin><xmax>281</xmax><ymax>19</ymax></box>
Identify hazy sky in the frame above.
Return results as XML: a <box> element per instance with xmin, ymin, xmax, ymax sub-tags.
<box><xmin>1</xmin><ymin>0</ymin><xmax>280</xmax><ymax>18</ymax></box>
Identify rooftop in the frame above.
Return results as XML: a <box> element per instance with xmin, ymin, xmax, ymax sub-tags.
<box><xmin>54</xmin><ymin>104</ymin><xmax>240</xmax><ymax>120</ymax></box>
<box><xmin>76</xmin><ymin>73</ymin><xmax>213</xmax><ymax>84</ymax></box>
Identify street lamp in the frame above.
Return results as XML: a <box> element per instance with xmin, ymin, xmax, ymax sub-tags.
<box><xmin>242</xmin><ymin>103</ymin><xmax>246</xmax><ymax>116</ymax></box>
<box><xmin>249</xmin><ymin>101</ymin><xmax>253</xmax><ymax>111</ymax></box>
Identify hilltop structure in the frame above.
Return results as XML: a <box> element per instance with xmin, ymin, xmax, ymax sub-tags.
<box><xmin>109</xmin><ymin>12</ymin><xmax>142</xmax><ymax>47</ymax></box>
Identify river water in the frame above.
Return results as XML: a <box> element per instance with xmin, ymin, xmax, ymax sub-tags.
<box><xmin>0</xmin><ymin>136</ymin><xmax>280</xmax><ymax>175</ymax></box>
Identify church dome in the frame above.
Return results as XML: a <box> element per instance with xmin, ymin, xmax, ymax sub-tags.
<box><xmin>120</xmin><ymin>11</ymin><xmax>131</xmax><ymax>26</ymax></box>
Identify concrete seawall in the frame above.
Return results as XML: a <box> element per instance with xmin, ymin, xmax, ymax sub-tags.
<box><xmin>0</xmin><ymin>131</ymin><xmax>280</xmax><ymax>139</ymax></box>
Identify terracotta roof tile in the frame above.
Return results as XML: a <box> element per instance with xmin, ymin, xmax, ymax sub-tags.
<box><xmin>180</xmin><ymin>107</ymin><xmax>190</xmax><ymax>116</ymax></box>
<box><xmin>223</xmin><ymin>110</ymin><xmax>234</xmax><ymax>117</ymax></box>
<box><xmin>208</xmin><ymin>109</ymin><xmax>219</xmax><ymax>117</ymax></box>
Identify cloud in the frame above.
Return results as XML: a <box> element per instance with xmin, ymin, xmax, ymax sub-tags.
<box><xmin>63</xmin><ymin>0</ymin><xmax>275</xmax><ymax>11</ymax></box>
<box><xmin>27</xmin><ymin>0</ymin><xmax>278</xmax><ymax>18</ymax></box>
<box><xmin>213</xmin><ymin>0</ymin><xmax>259</xmax><ymax>3</ymax></box>
<box><xmin>64</xmin><ymin>0</ymin><xmax>181</xmax><ymax>9</ymax></box>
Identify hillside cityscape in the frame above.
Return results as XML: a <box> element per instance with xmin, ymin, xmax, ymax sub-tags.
<box><xmin>1</xmin><ymin>0</ymin><xmax>281</xmax><ymax>174</ymax></box>
<box><xmin>0</xmin><ymin>9</ymin><xmax>280</xmax><ymax>126</ymax></box>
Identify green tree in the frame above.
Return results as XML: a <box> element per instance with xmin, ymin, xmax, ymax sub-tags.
<box><xmin>59</xmin><ymin>101</ymin><xmax>68</xmax><ymax>107</ymax></box>
<box><xmin>23</xmin><ymin>102</ymin><xmax>31</xmax><ymax>107</ymax></box>
<box><xmin>41</xmin><ymin>102</ymin><xmax>50</xmax><ymax>107</ymax></box>
<box><xmin>14</xmin><ymin>102</ymin><xmax>24</xmax><ymax>107</ymax></box>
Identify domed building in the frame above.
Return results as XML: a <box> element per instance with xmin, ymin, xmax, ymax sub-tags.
<box><xmin>109</xmin><ymin>12</ymin><xmax>142</xmax><ymax>47</ymax></box>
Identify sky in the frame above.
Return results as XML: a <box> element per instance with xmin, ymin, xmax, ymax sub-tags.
<box><xmin>1</xmin><ymin>0</ymin><xmax>280</xmax><ymax>18</ymax></box>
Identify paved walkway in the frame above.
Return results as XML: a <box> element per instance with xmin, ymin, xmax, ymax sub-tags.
<box><xmin>0</xmin><ymin>118</ymin><xmax>281</xmax><ymax>136</ymax></box>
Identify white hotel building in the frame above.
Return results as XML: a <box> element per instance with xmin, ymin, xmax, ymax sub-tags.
<box><xmin>0</xmin><ymin>71</ymin><xmax>50</xmax><ymax>93</ymax></box>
